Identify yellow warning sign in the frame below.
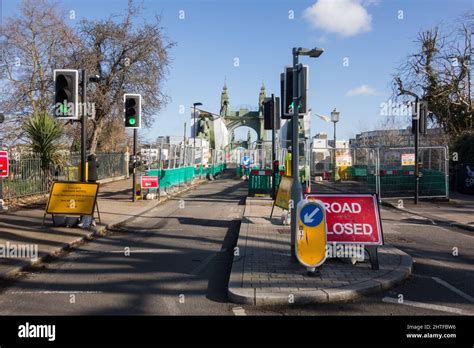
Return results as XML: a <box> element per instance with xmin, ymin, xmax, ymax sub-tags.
<box><xmin>275</xmin><ymin>176</ymin><xmax>293</xmax><ymax>210</ymax></box>
<box><xmin>296</xmin><ymin>199</ymin><xmax>327</xmax><ymax>268</ymax></box>
<box><xmin>46</xmin><ymin>182</ymin><xmax>99</xmax><ymax>215</ymax></box>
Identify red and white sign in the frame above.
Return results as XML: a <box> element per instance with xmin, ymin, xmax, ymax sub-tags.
<box><xmin>141</xmin><ymin>175</ymin><xmax>158</xmax><ymax>189</ymax></box>
<box><xmin>0</xmin><ymin>151</ymin><xmax>9</xmax><ymax>178</ymax></box>
<box><xmin>305</xmin><ymin>194</ymin><xmax>383</xmax><ymax>245</ymax></box>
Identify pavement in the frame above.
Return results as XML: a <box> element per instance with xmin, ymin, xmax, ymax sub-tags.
<box><xmin>0</xmin><ymin>177</ymin><xmax>203</xmax><ymax>281</ymax></box>
<box><xmin>382</xmin><ymin>192</ymin><xmax>474</xmax><ymax>232</ymax></box>
<box><xmin>228</xmin><ymin>199</ymin><xmax>413</xmax><ymax>306</ymax></box>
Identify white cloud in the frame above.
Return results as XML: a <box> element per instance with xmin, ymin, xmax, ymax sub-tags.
<box><xmin>345</xmin><ymin>84</ymin><xmax>380</xmax><ymax>96</ymax></box>
<box><xmin>303</xmin><ymin>0</ymin><xmax>372</xmax><ymax>37</ymax></box>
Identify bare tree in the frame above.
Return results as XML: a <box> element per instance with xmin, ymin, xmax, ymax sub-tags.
<box><xmin>71</xmin><ymin>0</ymin><xmax>175</xmax><ymax>153</ymax></box>
<box><xmin>393</xmin><ymin>13</ymin><xmax>473</xmax><ymax>139</ymax></box>
<box><xmin>0</xmin><ymin>0</ymin><xmax>79</xmax><ymax>145</ymax></box>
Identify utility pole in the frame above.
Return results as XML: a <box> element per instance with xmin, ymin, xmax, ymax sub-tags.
<box><xmin>183</xmin><ymin>122</ymin><xmax>187</xmax><ymax>167</ymax></box>
<box><xmin>271</xmin><ymin>94</ymin><xmax>276</xmax><ymax>199</ymax></box>
<box><xmin>81</xmin><ymin>69</ymin><xmax>87</xmax><ymax>182</ymax></box>
<box><xmin>414</xmin><ymin>97</ymin><xmax>420</xmax><ymax>205</ymax></box>
<box><xmin>132</xmin><ymin>129</ymin><xmax>138</xmax><ymax>202</ymax></box>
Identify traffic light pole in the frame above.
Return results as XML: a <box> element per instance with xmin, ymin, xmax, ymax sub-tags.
<box><xmin>290</xmin><ymin>49</ymin><xmax>302</xmax><ymax>262</ymax></box>
<box><xmin>271</xmin><ymin>94</ymin><xmax>276</xmax><ymax>199</ymax></box>
<box><xmin>414</xmin><ymin>97</ymin><xmax>419</xmax><ymax>205</ymax></box>
<box><xmin>81</xmin><ymin>69</ymin><xmax>87</xmax><ymax>183</ymax></box>
<box><xmin>132</xmin><ymin>128</ymin><xmax>137</xmax><ymax>202</ymax></box>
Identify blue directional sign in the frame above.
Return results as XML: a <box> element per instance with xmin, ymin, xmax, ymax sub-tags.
<box><xmin>299</xmin><ymin>202</ymin><xmax>324</xmax><ymax>227</ymax></box>
<box><xmin>242</xmin><ymin>156</ymin><xmax>250</xmax><ymax>167</ymax></box>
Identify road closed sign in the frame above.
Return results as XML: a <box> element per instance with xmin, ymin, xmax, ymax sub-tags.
<box><xmin>296</xmin><ymin>199</ymin><xmax>327</xmax><ymax>268</ymax></box>
<box><xmin>305</xmin><ymin>194</ymin><xmax>383</xmax><ymax>245</ymax></box>
<box><xmin>141</xmin><ymin>176</ymin><xmax>159</xmax><ymax>189</ymax></box>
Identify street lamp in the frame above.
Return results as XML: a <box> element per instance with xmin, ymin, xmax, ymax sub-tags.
<box><xmin>331</xmin><ymin>108</ymin><xmax>340</xmax><ymax>182</ymax></box>
<box><xmin>192</xmin><ymin>102</ymin><xmax>202</xmax><ymax>165</ymax></box>
<box><xmin>290</xmin><ymin>46</ymin><xmax>324</xmax><ymax>262</ymax></box>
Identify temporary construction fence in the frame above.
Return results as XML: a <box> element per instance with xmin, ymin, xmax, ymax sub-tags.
<box><xmin>2</xmin><ymin>152</ymin><xmax>127</xmax><ymax>200</ymax></box>
<box><xmin>145</xmin><ymin>163</ymin><xmax>226</xmax><ymax>191</ymax></box>
<box><xmin>310</xmin><ymin>146</ymin><xmax>449</xmax><ymax>200</ymax></box>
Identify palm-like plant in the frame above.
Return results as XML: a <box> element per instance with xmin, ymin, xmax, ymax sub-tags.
<box><xmin>22</xmin><ymin>112</ymin><xmax>66</xmax><ymax>175</ymax></box>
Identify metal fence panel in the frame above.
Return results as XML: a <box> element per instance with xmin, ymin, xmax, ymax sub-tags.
<box><xmin>310</xmin><ymin>147</ymin><xmax>379</xmax><ymax>195</ymax></box>
<box><xmin>3</xmin><ymin>152</ymin><xmax>127</xmax><ymax>200</ymax></box>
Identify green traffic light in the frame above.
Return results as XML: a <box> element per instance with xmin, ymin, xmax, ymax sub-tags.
<box><xmin>128</xmin><ymin>118</ymin><xmax>136</xmax><ymax>126</ymax></box>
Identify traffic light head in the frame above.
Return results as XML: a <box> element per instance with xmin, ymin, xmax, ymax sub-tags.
<box><xmin>54</xmin><ymin>69</ymin><xmax>78</xmax><ymax>119</ymax></box>
<box><xmin>124</xmin><ymin>94</ymin><xmax>141</xmax><ymax>129</ymax></box>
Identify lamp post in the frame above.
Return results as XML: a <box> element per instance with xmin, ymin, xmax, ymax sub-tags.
<box><xmin>193</xmin><ymin>102</ymin><xmax>202</xmax><ymax>165</ymax></box>
<box><xmin>331</xmin><ymin>108</ymin><xmax>340</xmax><ymax>182</ymax></box>
<box><xmin>290</xmin><ymin>46</ymin><xmax>324</xmax><ymax>262</ymax></box>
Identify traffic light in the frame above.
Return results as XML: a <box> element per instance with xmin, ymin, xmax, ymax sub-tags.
<box><xmin>282</xmin><ymin>65</ymin><xmax>308</xmax><ymax>119</ymax></box>
<box><xmin>412</xmin><ymin>100</ymin><xmax>428</xmax><ymax>135</ymax></box>
<box><xmin>124</xmin><ymin>94</ymin><xmax>142</xmax><ymax>129</ymax></box>
<box><xmin>53</xmin><ymin>69</ymin><xmax>78</xmax><ymax>119</ymax></box>
<box><xmin>264</xmin><ymin>97</ymin><xmax>273</xmax><ymax>130</ymax></box>
<box><xmin>263</xmin><ymin>97</ymin><xmax>281</xmax><ymax>130</ymax></box>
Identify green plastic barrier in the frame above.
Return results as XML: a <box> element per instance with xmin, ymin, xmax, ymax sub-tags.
<box><xmin>248</xmin><ymin>169</ymin><xmax>273</xmax><ymax>196</ymax></box>
<box><xmin>147</xmin><ymin>166</ymin><xmax>194</xmax><ymax>189</ymax></box>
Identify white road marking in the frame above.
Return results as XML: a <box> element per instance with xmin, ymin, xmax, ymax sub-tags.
<box><xmin>10</xmin><ymin>291</ymin><xmax>102</xmax><ymax>294</ymax></box>
<box><xmin>106</xmin><ymin>249</ymin><xmax>183</xmax><ymax>254</ymax></box>
<box><xmin>382</xmin><ymin>297</ymin><xmax>473</xmax><ymax>315</ymax></box>
<box><xmin>431</xmin><ymin>277</ymin><xmax>474</xmax><ymax>303</ymax></box>
<box><xmin>232</xmin><ymin>306</ymin><xmax>247</xmax><ymax>316</ymax></box>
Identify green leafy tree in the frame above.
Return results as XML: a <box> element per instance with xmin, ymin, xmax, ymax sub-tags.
<box><xmin>22</xmin><ymin>113</ymin><xmax>66</xmax><ymax>174</ymax></box>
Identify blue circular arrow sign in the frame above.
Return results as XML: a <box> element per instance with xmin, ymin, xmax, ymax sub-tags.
<box><xmin>299</xmin><ymin>202</ymin><xmax>324</xmax><ymax>227</ymax></box>
<box><xmin>242</xmin><ymin>156</ymin><xmax>250</xmax><ymax>166</ymax></box>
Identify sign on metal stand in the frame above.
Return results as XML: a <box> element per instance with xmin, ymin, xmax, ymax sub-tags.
<box><xmin>305</xmin><ymin>193</ymin><xmax>384</xmax><ymax>270</ymax></box>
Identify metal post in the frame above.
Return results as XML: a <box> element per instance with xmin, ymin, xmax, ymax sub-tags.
<box><xmin>290</xmin><ymin>49</ymin><xmax>302</xmax><ymax>262</ymax></box>
<box><xmin>81</xmin><ymin>69</ymin><xmax>87</xmax><ymax>183</ymax></box>
<box><xmin>132</xmin><ymin>129</ymin><xmax>137</xmax><ymax>202</ymax></box>
<box><xmin>183</xmin><ymin>122</ymin><xmax>187</xmax><ymax>167</ymax></box>
<box><xmin>271</xmin><ymin>94</ymin><xmax>277</xmax><ymax>199</ymax></box>
<box><xmin>193</xmin><ymin>105</ymin><xmax>196</xmax><ymax>165</ymax></box>
<box><xmin>333</xmin><ymin>121</ymin><xmax>337</xmax><ymax>182</ymax></box>
<box><xmin>414</xmin><ymin>97</ymin><xmax>419</xmax><ymax>204</ymax></box>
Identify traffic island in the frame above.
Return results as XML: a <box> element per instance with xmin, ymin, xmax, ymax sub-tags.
<box><xmin>228</xmin><ymin>199</ymin><xmax>413</xmax><ymax>306</ymax></box>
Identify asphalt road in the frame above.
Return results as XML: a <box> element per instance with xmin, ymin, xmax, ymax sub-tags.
<box><xmin>0</xmin><ymin>173</ymin><xmax>472</xmax><ymax>316</ymax></box>
<box><xmin>0</xmin><ymin>170</ymin><xmax>247</xmax><ymax>315</ymax></box>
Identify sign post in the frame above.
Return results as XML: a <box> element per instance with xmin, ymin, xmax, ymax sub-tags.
<box><xmin>296</xmin><ymin>199</ymin><xmax>327</xmax><ymax>270</ymax></box>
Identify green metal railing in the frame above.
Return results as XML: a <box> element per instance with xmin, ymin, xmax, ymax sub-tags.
<box><xmin>2</xmin><ymin>153</ymin><xmax>127</xmax><ymax>200</ymax></box>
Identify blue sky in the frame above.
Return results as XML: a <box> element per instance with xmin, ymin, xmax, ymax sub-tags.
<box><xmin>2</xmin><ymin>0</ymin><xmax>472</xmax><ymax>142</ymax></box>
